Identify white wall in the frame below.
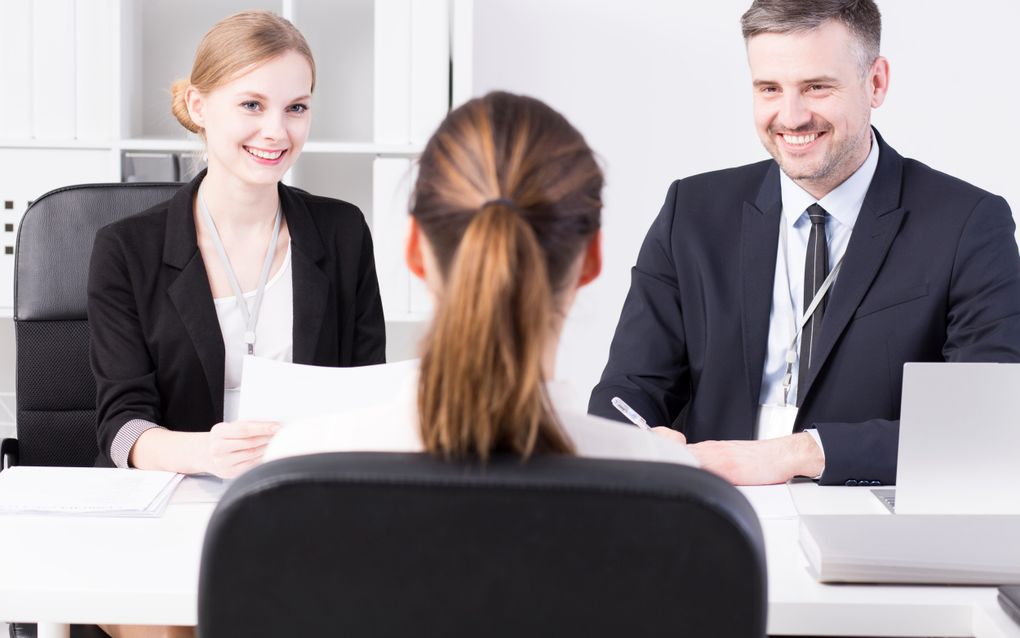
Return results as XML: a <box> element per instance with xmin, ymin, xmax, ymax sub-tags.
<box><xmin>470</xmin><ymin>0</ymin><xmax>1020</xmax><ymax>409</ymax></box>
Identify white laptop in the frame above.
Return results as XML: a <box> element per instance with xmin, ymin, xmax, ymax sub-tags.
<box><xmin>877</xmin><ymin>362</ymin><xmax>1020</xmax><ymax>514</ymax></box>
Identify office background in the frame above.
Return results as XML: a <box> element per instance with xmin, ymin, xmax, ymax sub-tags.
<box><xmin>0</xmin><ymin>0</ymin><xmax>1016</xmax><ymax>437</ymax></box>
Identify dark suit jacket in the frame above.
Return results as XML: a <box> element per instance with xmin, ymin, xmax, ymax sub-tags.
<box><xmin>87</xmin><ymin>173</ymin><xmax>386</xmax><ymax>466</ymax></box>
<box><xmin>590</xmin><ymin>130</ymin><xmax>1020</xmax><ymax>485</ymax></box>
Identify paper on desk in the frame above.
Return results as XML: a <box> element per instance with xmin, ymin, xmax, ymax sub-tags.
<box><xmin>0</xmin><ymin>467</ymin><xmax>183</xmax><ymax>517</ymax></box>
<box><xmin>737</xmin><ymin>484</ymin><xmax>799</xmax><ymax>520</ymax></box>
<box><xmin>237</xmin><ymin>356</ymin><xmax>419</xmax><ymax>424</ymax></box>
<box><xmin>171</xmin><ymin>475</ymin><xmax>227</xmax><ymax>504</ymax></box>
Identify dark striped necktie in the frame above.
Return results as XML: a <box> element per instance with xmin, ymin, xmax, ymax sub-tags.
<box><xmin>798</xmin><ymin>203</ymin><xmax>829</xmax><ymax>406</ymax></box>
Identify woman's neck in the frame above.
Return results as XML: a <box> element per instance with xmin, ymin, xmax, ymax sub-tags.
<box><xmin>198</xmin><ymin>167</ymin><xmax>281</xmax><ymax>235</ymax></box>
<box><xmin>543</xmin><ymin>315</ymin><xmax>568</xmax><ymax>381</ymax></box>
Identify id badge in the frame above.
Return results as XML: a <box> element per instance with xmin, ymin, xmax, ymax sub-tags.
<box><xmin>756</xmin><ymin>404</ymin><xmax>799</xmax><ymax>440</ymax></box>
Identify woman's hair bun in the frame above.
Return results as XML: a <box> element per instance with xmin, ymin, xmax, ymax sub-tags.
<box><xmin>170</xmin><ymin>78</ymin><xmax>202</xmax><ymax>134</ymax></box>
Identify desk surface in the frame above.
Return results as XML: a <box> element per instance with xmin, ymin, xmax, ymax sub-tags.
<box><xmin>1</xmin><ymin>478</ymin><xmax>1018</xmax><ymax>637</ymax></box>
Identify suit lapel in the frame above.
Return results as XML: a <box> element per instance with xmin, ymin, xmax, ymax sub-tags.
<box><xmin>799</xmin><ymin>131</ymin><xmax>908</xmax><ymax>400</ymax></box>
<box><xmin>163</xmin><ymin>172</ymin><xmax>224</xmax><ymax>418</ymax></box>
<box><xmin>742</xmin><ymin>163</ymin><xmax>783</xmax><ymax>416</ymax></box>
<box><xmin>280</xmin><ymin>184</ymin><xmax>329</xmax><ymax>364</ymax></box>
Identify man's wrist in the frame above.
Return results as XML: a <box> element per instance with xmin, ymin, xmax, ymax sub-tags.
<box><xmin>791</xmin><ymin>431</ymin><xmax>825</xmax><ymax>479</ymax></box>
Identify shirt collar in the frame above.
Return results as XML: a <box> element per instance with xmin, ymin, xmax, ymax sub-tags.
<box><xmin>779</xmin><ymin>129</ymin><xmax>880</xmax><ymax>230</ymax></box>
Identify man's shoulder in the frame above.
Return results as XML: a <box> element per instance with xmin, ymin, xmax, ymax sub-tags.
<box><xmin>669</xmin><ymin>159</ymin><xmax>775</xmax><ymax>198</ymax></box>
<box><xmin>654</xmin><ymin>159</ymin><xmax>775</xmax><ymax>230</ymax></box>
<box><xmin>900</xmin><ymin>156</ymin><xmax>1001</xmax><ymax>206</ymax></box>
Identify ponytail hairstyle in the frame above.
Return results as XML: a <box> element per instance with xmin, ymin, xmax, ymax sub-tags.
<box><xmin>412</xmin><ymin>92</ymin><xmax>603</xmax><ymax>460</ymax></box>
<box><xmin>170</xmin><ymin>11</ymin><xmax>316</xmax><ymax>134</ymax></box>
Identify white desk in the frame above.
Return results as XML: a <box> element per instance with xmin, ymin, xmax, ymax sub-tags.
<box><xmin>1</xmin><ymin>478</ymin><xmax>1018</xmax><ymax>638</ymax></box>
<box><xmin>0</xmin><ymin>479</ymin><xmax>219</xmax><ymax>638</ymax></box>
<box><xmin>747</xmin><ymin>481</ymin><xmax>1020</xmax><ymax>637</ymax></box>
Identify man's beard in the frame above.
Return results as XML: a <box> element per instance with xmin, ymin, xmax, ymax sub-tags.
<box><xmin>766</xmin><ymin>121</ymin><xmax>867</xmax><ymax>185</ymax></box>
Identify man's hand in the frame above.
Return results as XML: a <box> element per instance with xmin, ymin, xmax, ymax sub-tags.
<box><xmin>688</xmin><ymin>432</ymin><xmax>824</xmax><ymax>485</ymax></box>
<box><xmin>651</xmin><ymin>426</ymin><xmax>687</xmax><ymax>445</ymax></box>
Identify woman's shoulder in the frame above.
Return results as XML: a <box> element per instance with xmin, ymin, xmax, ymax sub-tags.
<box><xmin>264</xmin><ymin>397</ymin><xmax>422</xmax><ymax>462</ymax></box>
<box><xmin>92</xmin><ymin>192</ymin><xmax>177</xmax><ymax>261</ymax></box>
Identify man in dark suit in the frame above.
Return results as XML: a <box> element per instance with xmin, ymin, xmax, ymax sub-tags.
<box><xmin>589</xmin><ymin>0</ymin><xmax>1020</xmax><ymax>486</ymax></box>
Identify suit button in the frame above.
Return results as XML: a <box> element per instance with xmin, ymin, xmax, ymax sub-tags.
<box><xmin>844</xmin><ymin>479</ymin><xmax>859</xmax><ymax>487</ymax></box>
<box><xmin>870</xmin><ymin>480</ymin><xmax>882</xmax><ymax>486</ymax></box>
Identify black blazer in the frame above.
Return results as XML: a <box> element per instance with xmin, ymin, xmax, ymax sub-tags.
<box><xmin>87</xmin><ymin>173</ymin><xmax>386</xmax><ymax>466</ymax></box>
<box><xmin>590</xmin><ymin>130</ymin><xmax>1020</xmax><ymax>485</ymax></box>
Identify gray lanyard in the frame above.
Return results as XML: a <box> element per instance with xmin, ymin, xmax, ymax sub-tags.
<box><xmin>197</xmin><ymin>185</ymin><xmax>282</xmax><ymax>355</ymax></box>
<box><xmin>779</xmin><ymin>217</ymin><xmax>843</xmax><ymax>406</ymax></box>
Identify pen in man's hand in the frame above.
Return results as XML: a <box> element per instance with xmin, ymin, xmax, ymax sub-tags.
<box><xmin>611</xmin><ymin>397</ymin><xmax>650</xmax><ymax>430</ymax></box>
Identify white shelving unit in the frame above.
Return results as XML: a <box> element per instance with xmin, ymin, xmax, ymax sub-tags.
<box><xmin>0</xmin><ymin>0</ymin><xmax>466</xmax><ymax>359</ymax></box>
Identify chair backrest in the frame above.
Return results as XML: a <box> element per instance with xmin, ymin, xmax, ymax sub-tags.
<box><xmin>199</xmin><ymin>452</ymin><xmax>767</xmax><ymax>638</ymax></box>
<box><xmin>14</xmin><ymin>182</ymin><xmax>181</xmax><ymax>466</ymax></box>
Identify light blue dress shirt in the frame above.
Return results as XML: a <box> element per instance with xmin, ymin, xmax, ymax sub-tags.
<box><xmin>759</xmin><ymin>132</ymin><xmax>880</xmax><ymax>411</ymax></box>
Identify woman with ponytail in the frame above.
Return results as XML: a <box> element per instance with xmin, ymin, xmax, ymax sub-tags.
<box><xmin>87</xmin><ymin>10</ymin><xmax>385</xmax><ymax>491</ymax></box>
<box><xmin>266</xmin><ymin>92</ymin><xmax>694</xmax><ymax>466</ymax></box>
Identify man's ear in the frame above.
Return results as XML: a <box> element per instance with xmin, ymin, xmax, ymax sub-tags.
<box><xmin>869</xmin><ymin>56</ymin><xmax>890</xmax><ymax>108</ymax></box>
<box><xmin>405</xmin><ymin>218</ymin><xmax>426</xmax><ymax>280</ymax></box>
<box><xmin>577</xmin><ymin>230</ymin><xmax>602</xmax><ymax>288</ymax></box>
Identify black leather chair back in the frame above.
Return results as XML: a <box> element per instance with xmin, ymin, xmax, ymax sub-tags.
<box><xmin>14</xmin><ymin>183</ymin><xmax>180</xmax><ymax>466</ymax></box>
<box><xmin>199</xmin><ymin>452</ymin><xmax>767</xmax><ymax>638</ymax></box>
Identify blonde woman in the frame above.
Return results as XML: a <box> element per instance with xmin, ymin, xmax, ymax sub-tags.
<box><xmin>87</xmin><ymin>10</ymin><xmax>385</xmax><ymax>484</ymax></box>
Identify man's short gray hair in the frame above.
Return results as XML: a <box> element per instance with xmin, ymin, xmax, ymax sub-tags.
<box><xmin>741</xmin><ymin>0</ymin><xmax>882</xmax><ymax>75</ymax></box>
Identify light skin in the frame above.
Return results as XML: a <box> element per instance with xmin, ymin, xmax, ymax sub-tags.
<box><xmin>674</xmin><ymin>20</ymin><xmax>890</xmax><ymax>485</ymax></box>
<box><xmin>405</xmin><ymin>219</ymin><xmax>603</xmax><ymax>378</ymax></box>
<box><xmin>128</xmin><ymin>50</ymin><xmax>314</xmax><ymax>478</ymax></box>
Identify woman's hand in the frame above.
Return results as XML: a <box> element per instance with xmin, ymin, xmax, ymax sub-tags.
<box><xmin>198</xmin><ymin>421</ymin><xmax>280</xmax><ymax>478</ymax></box>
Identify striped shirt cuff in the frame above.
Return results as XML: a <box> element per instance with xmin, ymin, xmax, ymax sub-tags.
<box><xmin>110</xmin><ymin>419</ymin><xmax>164</xmax><ymax>469</ymax></box>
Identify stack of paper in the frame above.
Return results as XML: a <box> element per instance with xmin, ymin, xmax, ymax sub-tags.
<box><xmin>799</xmin><ymin>514</ymin><xmax>1020</xmax><ymax>585</ymax></box>
<box><xmin>0</xmin><ymin>467</ymin><xmax>183</xmax><ymax>517</ymax></box>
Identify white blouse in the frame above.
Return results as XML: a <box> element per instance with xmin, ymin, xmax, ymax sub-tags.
<box><xmin>264</xmin><ymin>374</ymin><xmax>698</xmax><ymax>467</ymax></box>
<box><xmin>214</xmin><ymin>244</ymin><xmax>294</xmax><ymax>422</ymax></box>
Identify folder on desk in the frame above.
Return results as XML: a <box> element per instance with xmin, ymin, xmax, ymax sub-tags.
<box><xmin>799</xmin><ymin>514</ymin><xmax>1020</xmax><ymax>585</ymax></box>
<box><xmin>0</xmin><ymin>467</ymin><xmax>183</xmax><ymax>517</ymax></box>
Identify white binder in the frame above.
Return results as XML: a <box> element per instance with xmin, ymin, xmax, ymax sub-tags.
<box><xmin>0</xmin><ymin>0</ymin><xmax>33</xmax><ymax>139</ymax></box>
<box><xmin>74</xmin><ymin>0</ymin><xmax>115</xmax><ymax>141</ymax></box>
<box><xmin>31</xmin><ymin>0</ymin><xmax>77</xmax><ymax>140</ymax></box>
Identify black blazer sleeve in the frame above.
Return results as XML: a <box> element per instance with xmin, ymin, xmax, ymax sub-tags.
<box><xmin>814</xmin><ymin>194</ymin><xmax>1020</xmax><ymax>485</ymax></box>
<box><xmin>87</xmin><ymin>226</ymin><xmax>163</xmax><ymax>463</ymax></box>
<box><xmin>588</xmin><ymin>181</ymin><xmax>692</xmax><ymax>427</ymax></box>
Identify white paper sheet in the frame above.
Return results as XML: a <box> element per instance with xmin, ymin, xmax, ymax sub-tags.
<box><xmin>171</xmin><ymin>475</ymin><xmax>228</xmax><ymax>504</ymax></box>
<box><xmin>237</xmin><ymin>356</ymin><xmax>420</xmax><ymax>424</ymax></box>
<box><xmin>0</xmin><ymin>467</ymin><xmax>183</xmax><ymax>517</ymax></box>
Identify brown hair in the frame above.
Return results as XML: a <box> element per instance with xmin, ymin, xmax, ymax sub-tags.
<box><xmin>412</xmin><ymin>91</ymin><xmax>603</xmax><ymax>461</ymax></box>
<box><xmin>741</xmin><ymin>0</ymin><xmax>882</xmax><ymax>74</ymax></box>
<box><xmin>170</xmin><ymin>11</ymin><xmax>316</xmax><ymax>134</ymax></box>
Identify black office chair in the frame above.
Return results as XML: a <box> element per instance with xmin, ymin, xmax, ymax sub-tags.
<box><xmin>2</xmin><ymin>183</ymin><xmax>180</xmax><ymax>638</ymax></box>
<box><xmin>1</xmin><ymin>182</ymin><xmax>180</xmax><ymax>470</ymax></box>
<box><xmin>199</xmin><ymin>452</ymin><xmax>767</xmax><ymax>638</ymax></box>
